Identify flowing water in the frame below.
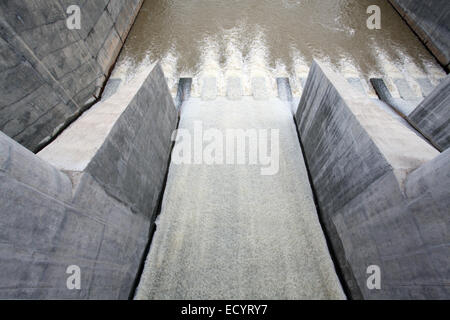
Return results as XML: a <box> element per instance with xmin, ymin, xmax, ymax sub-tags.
<box><xmin>112</xmin><ymin>0</ymin><xmax>446</xmax><ymax>98</ymax></box>
<box><xmin>123</xmin><ymin>0</ymin><xmax>446</xmax><ymax>299</ymax></box>
<box><xmin>135</xmin><ymin>96</ymin><xmax>346</xmax><ymax>299</ymax></box>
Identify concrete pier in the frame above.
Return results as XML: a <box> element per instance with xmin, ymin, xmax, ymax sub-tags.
<box><xmin>408</xmin><ymin>75</ymin><xmax>450</xmax><ymax>151</ymax></box>
<box><xmin>296</xmin><ymin>60</ymin><xmax>448</xmax><ymax>299</ymax></box>
<box><xmin>0</xmin><ymin>63</ymin><xmax>177</xmax><ymax>299</ymax></box>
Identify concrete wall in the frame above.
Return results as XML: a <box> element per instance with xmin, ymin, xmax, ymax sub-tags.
<box><xmin>408</xmin><ymin>75</ymin><xmax>450</xmax><ymax>151</ymax></box>
<box><xmin>0</xmin><ymin>0</ymin><xmax>144</xmax><ymax>152</ymax></box>
<box><xmin>295</xmin><ymin>60</ymin><xmax>449</xmax><ymax>299</ymax></box>
<box><xmin>0</xmin><ymin>63</ymin><xmax>178</xmax><ymax>299</ymax></box>
<box><xmin>389</xmin><ymin>0</ymin><xmax>450</xmax><ymax>71</ymax></box>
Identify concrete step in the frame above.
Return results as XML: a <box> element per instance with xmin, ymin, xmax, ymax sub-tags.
<box><xmin>226</xmin><ymin>77</ymin><xmax>243</xmax><ymax>100</ymax></box>
<box><xmin>200</xmin><ymin>76</ymin><xmax>272</xmax><ymax>101</ymax></box>
<box><xmin>201</xmin><ymin>77</ymin><xmax>217</xmax><ymax>101</ymax></box>
<box><xmin>346</xmin><ymin>77</ymin><xmax>367</xmax><ymax>96</ymax></box>
<box><xmin>189</xmin><ymin>68</ymin><xmax>442</xmax><ymax>113</ymax></box>
<box><xmin>251</xmin><ymin>77</ymin><xmax>269</xmax><ymax>100</ymax></box>
<box><xmin>184</xmin><ymin>62</ymin><xmax>445</xmax><ymax>102</ymax></box>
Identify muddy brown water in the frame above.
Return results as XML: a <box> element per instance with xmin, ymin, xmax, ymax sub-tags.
<box><xmin>113</xmin><ymin>0</ymin><xmax>444</xmax><ymax>95</ymax></box>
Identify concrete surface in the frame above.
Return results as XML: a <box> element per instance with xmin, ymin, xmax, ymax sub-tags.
<box><xmin>346</xmin><ymin>78</ymin><xmax>366</xmax><ymax>96</ymax></box>
<box><xmin>202</xmin><ymin>77</ymin><xmax>218</xmax><ymax>101</ymax></box>
<box><xmin>0</xmin><ymin>0</ymin><xmax>143</xmax><ymax>151</ymax></box>
<box><xmin>135</xmin><ymin>97</ymin><xmax>346</xmax><ymax>300</ymax></box>
<box><xmin>296</xmin><ymin>60</ymin><xmax>448</xmax><ymax>299</ymax></box>
<box><xmin>277</xmin><ymin>78</ymin><xmax>293</xmax><ymax>102</ymax></box>
<box><xmin>416</xmin><ymin>78</ymin><xmax>435</xmax><ymax>97</ymax></box>
<box><xmin>175</xmin><ymin>78</ymin><xmax>193</xmax><ymax>110</ymax></box>
<box><xmin>38</xmin><ymin>63</ymin><xmax>158</xmax><ymax>172</ymax></box>
<box><xmin>408</xmin><ymin>75</ymin><xmax>450</xmax><ymax>151</ymax></box>
<box><xmin>389</xmin><ymin>0</ymin><xmax>450</xmax><ymax>70</ymax></box>
<box><xmin>0</xmin><ymin>63</ymin><xmax>177</xmax><ymax>299</ymax></box>
<box><xmin>370</xmin><ymin>78</ymin><xmax>418</xmax><ymax>116</ymax></box>
<box><xmin>227</xmin><ymin>77</ymin><xmax>243</xmax><ymax>100</ymax></box>
<box><xmin>252</xmin><ymin>77</ymin><xmax>269</xmax><ymax>100</ymax></box>
<box><xmin>393</xmin><ymin>78</ymin><xmax>418</xmax><ymax>101</ymax></box>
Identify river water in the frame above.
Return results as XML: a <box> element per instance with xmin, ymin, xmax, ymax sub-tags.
<box><xmin>111</xmin><ymin>0</ymin><xmax>446</xmax><ymax>97</ymax></box>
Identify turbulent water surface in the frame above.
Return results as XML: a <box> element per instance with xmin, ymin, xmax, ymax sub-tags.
<box><xmin>112</xmin><ymin>0</ymin><xmax>445</xmax><ymax>97</ymax></box>
<box><xmin>124</xmin><ymin>1</ymin><xmax>445</xmax><ymax>300</ymax></box>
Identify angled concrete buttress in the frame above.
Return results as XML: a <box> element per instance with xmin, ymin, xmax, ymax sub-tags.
<box><xmin>408</xmin><ymin>75</ymin><xmax>450</xmax><ymax>152</ymax></box>
<box><xmin>296</xmin><ymin>60</ymin><xmax>449</xmax><ymax>300</ymax></box>
<box><xmin>0</xmin><ymin>63</ymin><xmax>177</xmax><ymax>299</ymax></box>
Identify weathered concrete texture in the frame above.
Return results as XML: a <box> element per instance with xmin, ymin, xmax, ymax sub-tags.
<box><xmin>389</xmin><ymin>0</ymin><xmax>450</xmax><ymax>70</ymax></box>
<box><xmin>416</xmin><ymin>78</ymin><xmax>435</xmax><ymax>97</ymax></box>
<box><xmin>0</xmin><ymin>0</ymin><xmax>144</xmax><ymax>152</ymax></box>
<box><xmin>175</xmin><ymin>78</ymin><xmax>192</xmax><ymax>110</ymax></box>
<box><xmin>370</xmin><ymin>78</ymin><xmax>417</xmax><ymax>117</ymax></box>
<box><xmin>346</xmin><ymin>78</ymin><xmax>366</xmax><ymax>96</ymax></box>
<box><xmin>0</xmin><ymin>63</ymin><xmax>177</xmax><ymax>299</ymax></box>
<box><xmin>393</xmin><ymin>78</ymin><xmax>419</xmax><ymax>101</ymax></box>
<box><xmin>136</xmin><ymin>97</ymin><xmax>345</xmax><ymax>300</ymax></box>
<box><xmin>296</xmin><ymin>60</ymin><xmax>449</xmax><ymax>300</ymax></box>
<box><xmin>408</xmin><ymin>75</ymin><xmax>450</xmax><ymax>151</ymax></box>
<box><xmin>277</xmin><ymin>78</ymin><xmax>293</xmax><ymax>102</ymax></box>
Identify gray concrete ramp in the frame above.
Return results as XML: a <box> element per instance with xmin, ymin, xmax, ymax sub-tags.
<box><xmin>135</xmin><ymin>97</ymin><xmax>345</xmax><ymax>300</ymax></box>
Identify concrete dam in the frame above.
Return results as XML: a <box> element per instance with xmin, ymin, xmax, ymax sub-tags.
<box><xmin>0</xmin><ymin>0</ymin><xmax>449</xmax><ymax>300</ymax></box>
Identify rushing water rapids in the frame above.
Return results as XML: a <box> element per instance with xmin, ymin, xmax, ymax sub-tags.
<box><xmin>111</xmin><ymin>0</ymin><xmax>446</xmax><ymax>98</ymax></box>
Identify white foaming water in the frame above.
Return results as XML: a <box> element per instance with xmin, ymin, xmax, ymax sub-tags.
<box><xmin>193</xmin><ymin>29</ymin><xmax>280</xmax><ymax>98</ymax></box>
<box><xmin>110</xmin><ymin>28</ymin><xmax>445</xmax><ymax>101</ymax></box>
<box><xmin>160</xmin><ymin>48</ymin><xmax>179</xmax><ymax>97</ymax></box>
<box><xmin>135</xmin><ymin>96</ymin><xmax>346</xmax><ymax>300</ymax></box>
<box><xmin>107</xmin><ymin>0</ymin><xmax>448</xmax><ymax>102</ymax></box>
<box><xmin>192</xmin><ymin>37</ymin><xmax>223</xmax><ymax>97</ymax></box>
